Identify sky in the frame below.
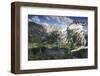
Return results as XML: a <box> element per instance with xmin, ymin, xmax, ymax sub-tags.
<box><xmin>28</xmin><ymin>15</ymin><xmax>88</xmax><ymax>28</ymax></box>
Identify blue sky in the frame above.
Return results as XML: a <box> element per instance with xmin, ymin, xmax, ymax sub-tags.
<box><xmin>28</xmin><ymin>15</ymin><xmax>88</xmax><ymax>27</ymax></box>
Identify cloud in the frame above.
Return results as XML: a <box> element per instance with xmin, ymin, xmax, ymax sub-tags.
<box><xmin>47</xmin><ymin>16</ymin><xmax>73</xmax><ymax>26</ymax></box>
<box><xmin>28</xmin><ymin>19</ymin><xmax>32</xmax><ymax>22</ymax></box>
<box><xmin>55</xmin><ymin>16</ymin><xmax>61</xmax><ymax>23</ymax></box>
<box><xmin>48</xmin><ymin>16</ymin><xmax>61</xmax><ymax>23</ymax></box>
<box><xmin>60</xmin><ymin>17</ymin><xmax>73</xmax><ymax>25</ymax></box>
<box><xmin>42</xmin><ymin>22</ymin><xmax>49</xmax><ymax>26</ymax></box>
<box><xmin>32</xmin><ymin>16</ymin><xmax>40</xmax><ymax>23</ymax></box>
<box><xmin>46</xmin><ymin>16</ymin><xmax>51</xmax><ymax>20</ymax></box>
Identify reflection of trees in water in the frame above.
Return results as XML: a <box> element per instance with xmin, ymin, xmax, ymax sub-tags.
<box><xmin>28</xmin><ymin>47</ymin><xmax>88</xmax><ymax>60</ymax></box>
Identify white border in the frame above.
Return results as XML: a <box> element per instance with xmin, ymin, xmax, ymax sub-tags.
<box><xmin>20</xmin><ymin>6</ymin><xmax>95</xmax><ymax>70</ymax></box>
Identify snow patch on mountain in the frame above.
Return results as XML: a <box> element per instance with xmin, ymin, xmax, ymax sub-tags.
<box><xmin>67</xmin><ymin>23</ymin><xmax>87</xmax><ymax>46</ymax></box>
